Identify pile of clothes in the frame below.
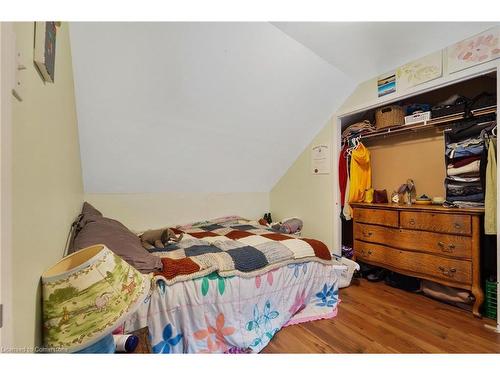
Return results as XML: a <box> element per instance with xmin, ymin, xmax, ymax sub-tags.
<box><xmin>259</xmin><ymin>214</ymin><xmax>303</xmax><ymax>235</ymax></box>
<box><xmin>271</xmin><ymin>217</ymin><xmax>303</xmax><ymax>235</ymax></box>
<box><xmin>341</xmin><ymin>120</ymin><xmax>375</xmax><ymax>140</ymax></box>
<box><xmin>444</xmin><ymin>117</ymin><xmax>496</xmax><ymax>210</ymax></box>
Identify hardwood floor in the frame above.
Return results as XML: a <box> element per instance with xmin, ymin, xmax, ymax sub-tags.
<box><xmin>262</xmin><ymin>279</ymin><xmax>500</xmax><ymax>353</ymax></box>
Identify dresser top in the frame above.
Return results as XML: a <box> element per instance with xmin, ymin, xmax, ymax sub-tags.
<box><xmin>350</xmin><ymin>202</ymin><xmax>484</xmax><ymax>215</ymax></box>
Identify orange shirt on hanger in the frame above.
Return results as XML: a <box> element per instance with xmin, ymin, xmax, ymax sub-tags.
<box><xmin>348</xmin><ymin>143</ymin><xmax>372</xmax><ymax>203</ymax></box>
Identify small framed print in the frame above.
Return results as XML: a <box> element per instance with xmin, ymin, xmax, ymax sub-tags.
<box><xmin>377</xmin><ymin>71</ymin><xmax>396</xmax><ymax>97</ymax></box>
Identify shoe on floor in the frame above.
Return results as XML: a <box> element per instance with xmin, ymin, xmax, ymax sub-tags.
<box><xmin>366</xmin><ymin>269</ymin><xmax>386</xmax><ymax>282</ymax></box>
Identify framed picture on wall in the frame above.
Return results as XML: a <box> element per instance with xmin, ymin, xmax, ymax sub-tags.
<box><xmin>396</xmin><ymin>51</ymin><xmax>443</xmax><ymax>91</ymax></box>
<box><xmin>34</xmin><ymin>21</ymin><xmax>57</xmax><ymax>83</ymax></box>
<box><xmin>377</xmin><ymin>71</ymin><xmax>396</xmax><ymax>97</ymax></box>
<box><xmin>447</xmin><ymin>27</ymin><xmax>500</xmax><ymax>74</ymax></box>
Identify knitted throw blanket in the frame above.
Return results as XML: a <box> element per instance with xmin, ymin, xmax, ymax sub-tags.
<box><xmin>150</xmin><ymin>218</ymin><xmax>332</xmax><ymax>285</ymax></box>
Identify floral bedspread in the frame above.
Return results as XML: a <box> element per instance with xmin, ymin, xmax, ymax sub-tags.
<box><xmin>124</xmin><ymin>261</ymin><xmax>343</xmax><ymax>353</ymax></box>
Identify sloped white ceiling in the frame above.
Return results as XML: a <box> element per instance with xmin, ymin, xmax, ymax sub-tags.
<box><xmin>70</xmin><ymin>22</ymin><xmax>354</xmax><ymax>193</ymax></box>
<box><xmin>273</xmin><ymin>22</ymin><xmax>499</xmax><ymax>81</ymax></box>
<box><xmin>71</xmin><ymin>22</ymin><xmax>499</xmax><ymax>194</ymax></box>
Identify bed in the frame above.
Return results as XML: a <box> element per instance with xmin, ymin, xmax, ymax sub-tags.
<box><xmin>123</xmin><ymin>216</ymin><xmax>344</xmax><ymax>353</ymax></box>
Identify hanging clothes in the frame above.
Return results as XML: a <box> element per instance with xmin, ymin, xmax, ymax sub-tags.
<box><xmin>338</xmin><ymin>143</ymin><xmax>348</xmax><ymax>206</ymax></box>
<box><xmin>348</xmin><ymin>143</ymin><xmax>372</xmax><ymax>203</ymax></box>
<box><xmin>341</xmin><ymin>141</ymin><xmax>353</xmax><ymax>220</ymax></box>
<box><xmin>343</xmin><ymin>173</ymin><xmax>352</xmax><ymax>220</ymax></box>
<box><xmin>485</xmin><ymin>138</ymin><xmax>497</xmax><ymax>235</ymax></box>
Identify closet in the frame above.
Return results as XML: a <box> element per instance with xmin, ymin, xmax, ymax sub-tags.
<box><xmin>339</xmin><ymin>71</ymin><xmax>497</xmax><ymax>318</ymax></box>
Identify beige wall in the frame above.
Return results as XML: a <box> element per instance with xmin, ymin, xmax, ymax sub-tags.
<box><xmin>11</xmin><ymin>22</ymin><xmax>83</xmax><ymax>347</ymax></box>
<box><xmin>368</xmin><ymin>129</ymin><xmax>446</xmax><ymax>198</ymax></box>
<box><xmin>271</xmin><ymin>119</ymin><xmax>335</xmax><ymax>250</ymax></box>
<box><xmin>84</xmin><ymin>192</ymin><xmax>269</xmax><ymax>232</ymax></box>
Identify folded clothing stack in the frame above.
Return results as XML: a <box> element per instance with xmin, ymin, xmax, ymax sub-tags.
<box><xmin>445</xmin><ymin>137</ymin><xmax>484</xmax><ymax>159</ymax></box>
<box><xmin>444</xmin><ymin>121</ymin><xmax>490</xmax><ymax>208</ymax></box>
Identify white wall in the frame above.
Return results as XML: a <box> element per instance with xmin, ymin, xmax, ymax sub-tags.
<box><xmin>70</xmin><ymin>22</ymin><xmax>354</xmax><ymax>194</ymax></box>
<box><xmin>84</xmin><ymin>192</ymin><xmax>269</xmax><ymax>232</ymax></box>
<box><xmin>272</xmin><ymin>22</ymin><xmax>498</xmax><ymax>81</ymax></box>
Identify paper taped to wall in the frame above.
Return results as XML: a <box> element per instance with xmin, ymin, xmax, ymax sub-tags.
<box><xmin>311</xmin><ymin>144</ymin><xmax>330</xmax><ymax>174</ymax></box>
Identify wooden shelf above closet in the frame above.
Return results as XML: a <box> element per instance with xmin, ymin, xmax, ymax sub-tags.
<box><xmin>356</xmin><ymin>105</ymin><xmax>497</xmax><ymax>141</ymax></box>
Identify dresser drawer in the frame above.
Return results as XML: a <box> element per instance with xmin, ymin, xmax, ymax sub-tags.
<box><xmin>355</xmin><ymin>240</ymin><xmax>472</xmax><ymax>285</ymax></box>
<box><xmin>400</xmin><ymin>211</ymin><xmax>471</xmax><ymax>235</ymax></box>
<box><xmin>354</xmin><ymin>223</ymin><xmax>472</xmax><ymax>259</ymax></box>
<box><xmin>353</xmin><ymin>208</ymin><xmax>399</xmax><ymax>228</ymax></box>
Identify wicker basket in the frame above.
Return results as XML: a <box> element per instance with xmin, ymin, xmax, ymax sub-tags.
<box><xmin>375</xmin><ymin>105</ymin><xmax>405</xmax><ymax>129</ymax></box>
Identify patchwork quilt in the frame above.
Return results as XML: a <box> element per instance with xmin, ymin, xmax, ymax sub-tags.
<box><xmin>149</xmin><ymin>217</ymin><xmax>332</xmax><ymax>285</ymax></box>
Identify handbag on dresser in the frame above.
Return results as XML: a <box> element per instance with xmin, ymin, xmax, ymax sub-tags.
<box><xmin>373</xmin><ymin>189</ymin><xmax>389</xmax><ymax>203</ymax></box>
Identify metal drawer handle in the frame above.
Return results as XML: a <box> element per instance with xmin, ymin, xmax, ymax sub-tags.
<box><xmin>454</xmin><ymin>223</ymin><xmax>461</xmax><ymax>229</ymax></box>
<box><xmin>438</xmin><ymin>266</ymin><xmax>456</xmax><ymax>277</ymax></box>
<box><xmin>437</xmin><ymin>242</ymin><xmax>454</xmax><ymax>253</ymax></box>
<box><xmin>362</xmin><ymin>230</ymin><xmax>373</xmax><ymax>237</ymax></box>
<box><xmin>409</xmin><ymin>218</ymin><xmax>416</xmax><ymax>225</ymax></box>
<box><xmin>367</xmin><ymin>250</ymin><xmax>372</xmax><ymax>255</ymax></box>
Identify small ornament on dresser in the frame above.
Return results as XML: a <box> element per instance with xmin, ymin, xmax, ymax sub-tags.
<box><xmin>391</xmin><ymin>191</ymin><xmax>400</xmax><ymax>204</ymax></box>
<box><xmin>397</xmin><ymin>178</ymin><xmax>416</xmax><ymax>205</ymax></box>
<box><xmin>432</xmin><ymin>196</ymin><xmax>445</xmax><ymax>205</ymax></box>
<box><xmin>407</xmin><ymin>179</ymin><xmax>416</xmax><ymax>203</ymax></box>
<box><xmin>415</xmin><ymin>194</ymin><xmax>432</xmax><ymax>205</ymax></box>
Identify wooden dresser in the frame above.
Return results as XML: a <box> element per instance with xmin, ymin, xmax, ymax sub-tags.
<box><xmin>351</xmin><ymin>202</ymin><xmax>484</xmax><ymax>317</ymax></box>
